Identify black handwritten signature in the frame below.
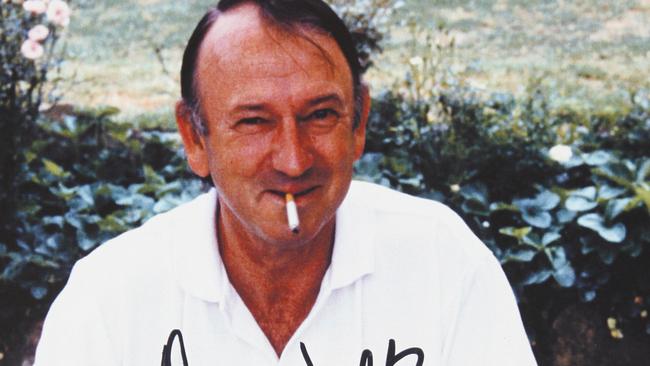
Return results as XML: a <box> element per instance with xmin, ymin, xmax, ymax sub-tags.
<box><xmin>300</xmin><ymin>339</ymin><xmax>424</xmax><ymax>366</ymax></box>
<box><xmin>162</xmin><ymin>330</ymin><xmax>424</xmax><ymax>366</ymax></box>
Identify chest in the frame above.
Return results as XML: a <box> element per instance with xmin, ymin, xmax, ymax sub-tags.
<box><xmin>121</xmin><ymin>271</ymin><xmax>443</xmax><ymax>365</ymax></box>
<box><xmin>247</xmin><ymin>290</ymin><xmax>319</xmax><ymax>355</ymax></box>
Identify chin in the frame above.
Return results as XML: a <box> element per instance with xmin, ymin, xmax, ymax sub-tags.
<box><xmin>256</xmin><ymin>216</ymin><xmax>333</xmax><ymax>249</ymax></box>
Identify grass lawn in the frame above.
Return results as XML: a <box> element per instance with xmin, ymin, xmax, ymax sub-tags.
<box><xmin>57</xmin><ymin>0</ymin><xmax>650</xmax><ymax>121</ymax></box>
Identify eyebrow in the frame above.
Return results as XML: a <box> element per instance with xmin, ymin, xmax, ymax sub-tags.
<box><xmin>306</xmin><ymin>93</ymin><xmax>344</xmax><ymax>108</ymax></box>
<box><xmin>231</xmin><ymin>93</ymin><xmax>344</xmax><ymax>113</ymax></box>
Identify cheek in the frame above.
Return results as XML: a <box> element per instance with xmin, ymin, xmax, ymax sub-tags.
<box><xmin>312</xmin><ymin>129</ymin><xmax>356</xmax><ymax>165</ymax></box>
<box><xmin>206</xmin><ymin>133</ymin><xmax>274</xmax><ymax>176</ymax></box>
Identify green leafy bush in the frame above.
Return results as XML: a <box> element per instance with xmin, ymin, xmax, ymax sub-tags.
<box><xmin>357</xmin><ymin>84</ymin><xmax>650</xmax><ymax>356</ymax></box>
<box><xmin>1</xmin><ymin>1</ymin><xmax>69</xmax><ymax>240</ymax></box>
<box><xmin>0</xmin><ymin>107</ymin><xmax>205</xmax><ymax>363</ymax></box>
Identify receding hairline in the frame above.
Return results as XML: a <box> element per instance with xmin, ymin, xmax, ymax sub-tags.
<box><xmin>180</xmin><ymin>0</ymin><xmax>364</xmax><ymax>134</ymax></box>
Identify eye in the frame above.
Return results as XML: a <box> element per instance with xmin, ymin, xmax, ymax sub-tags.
<box><xmin>237</xmin><ymin>117</ymin><xmax>267</xmax><ymax>125</ymax></box>
<box><xmin>308</xmin><ymin>109</ymin><xmax>338</xmax><ymax>120</ymax></box>
<box><xmin>233</xmin><ymin>116</ymin><xmax>273</xmax><ymax>134</ymax></box>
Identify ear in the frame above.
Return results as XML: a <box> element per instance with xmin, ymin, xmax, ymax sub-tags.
<box><xmin>175</xmin><ymin>101</ymin><xmax>210</xmax><ymax>177</ymax></box>
<box><xmin>353</xmin><ymin>83</ymin><xmax>370</xmax><ymax>161</ymax></box>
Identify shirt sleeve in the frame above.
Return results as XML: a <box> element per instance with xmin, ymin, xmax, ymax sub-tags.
<box><xmin>441</xmin><ymin>253</ymin><xmax>538</xmax><ymax>366</ymax></box>
<box><xmin>34</xmin><ymin>260</ymin><xmax>119</xmax><ymax>366</ymax></box>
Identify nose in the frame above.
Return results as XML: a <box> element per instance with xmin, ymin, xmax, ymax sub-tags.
<box><xmin>271</xmin><ymin>118</ymin><xmax>314</xmax><ymax>178</ymax></box>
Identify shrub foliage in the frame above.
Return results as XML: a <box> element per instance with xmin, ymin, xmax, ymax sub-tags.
<box><xmin>358</xmin><ymin>85</ymin><xmax>650</xmax><ymax>350</ymax></box>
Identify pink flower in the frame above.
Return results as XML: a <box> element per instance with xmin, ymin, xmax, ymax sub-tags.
<box><xmin>21</xmin><ymin>39</ymin><xmax>44</xmax><ymax>59</ymax></box>
<box><xmin>28</xmin><ymin>24</ymin><xmax>49</xmax><ymax>42</ymax></box>
<box><xmin>23</xmin><ymin>0</ymin><xmax>47</xmax><ymax>14</ymax></box>
<box><xmin>46</xmin><ymin>0</ymin><xmax>70</xmax><ymax>27</ymax></box>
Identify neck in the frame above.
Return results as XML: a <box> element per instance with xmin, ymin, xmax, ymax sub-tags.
<box><xmin>217</xmin><ymin>199</ymin><xmax>335</xmax><ymax>283</ymax></box>
<box><xmin>216</xmin><ymin>199</ymin><xmax>335</xmax><ymax>355</ymax></box>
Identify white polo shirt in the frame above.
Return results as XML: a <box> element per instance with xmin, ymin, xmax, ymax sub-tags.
<box><xmin>35</xmin><ymin>181</ymin><xmax>537</xmax><ymax>365</ymax></box>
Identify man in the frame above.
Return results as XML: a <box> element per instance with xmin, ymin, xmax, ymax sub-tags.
<box><xmin>35</xmin><ymin>0</ymin><xmax>537</xmax><ymax>365</ymax></box>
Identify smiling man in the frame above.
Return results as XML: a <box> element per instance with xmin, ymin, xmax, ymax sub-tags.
<box><xmin>35</xmin><ymin>0</ymin><xmax>537</xmax><ymax>365</ymax></box>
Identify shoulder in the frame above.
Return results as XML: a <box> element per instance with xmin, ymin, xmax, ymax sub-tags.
<box><xmin>71</xmin><ymin>189</ymin><xmax>216</xmax><ymax>291</ymax></box>
<box><xmin>345</xmin><ymin>180</ymin><xmax>493</xmax><ymax>264</ymax></box>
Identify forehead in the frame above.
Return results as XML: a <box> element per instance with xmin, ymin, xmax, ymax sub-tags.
<box><xmin>195</xmin><ymin>3</ymin><xmax>353</xmax><ymax>106</ymax></box>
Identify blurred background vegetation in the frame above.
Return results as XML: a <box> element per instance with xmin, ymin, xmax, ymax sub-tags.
<box><xmin>1</xmin><ymin>0</ymin><xmax>649</xmax><ymax>365</ymax></box>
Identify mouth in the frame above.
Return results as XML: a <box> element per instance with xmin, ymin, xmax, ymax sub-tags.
<box><xmin>267</xmin><ymin>186</ymin><xmax>319</xmax><ymax>200</ymax></box>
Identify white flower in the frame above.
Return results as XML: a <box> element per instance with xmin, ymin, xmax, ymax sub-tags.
<box><xmin>28</xmin><ymin>24</ymin><xmax>49</xmax><ymax>41</ymax></box>
<box><xmin>409</xmin><ymin>56</ymin><xmax>423</xmax><ymax>66</ymax></box>
<box><xmin>548</xmin><ymin>144</ymin><xmax>573</xmax><ymax>163</ymax></box>
<box><xmin>20</xmin><ymin>39</ymin><xmax>44</xmax><ymax>59</ymax></box>
<box><xmin>46</xmin><ymin>0</ymin><xmax>70</xmax><ymax>27</ymax></box>
<box><xmin>23</xmin><ymin>0</ymin><xmax>46</xmax><ymax>14</ymax></box>
<box><xmin>450</xmin><ymin>184</ymin><xmax>461</xmax><ymax>193</ymax></box>
<box><xmin>426</xmin><ymin>109</ymin><xmax>436</xmax><ymax>123</ymax></box>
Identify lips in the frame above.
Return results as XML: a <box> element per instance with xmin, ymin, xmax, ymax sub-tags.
<box><xmin>266</xmin><ymin>186</ymin><xmax>320</xmax><ymax>200</ymax></box>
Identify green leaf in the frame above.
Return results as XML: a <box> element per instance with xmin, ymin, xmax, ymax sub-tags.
<box><xmin>605</xmin><ymin>198</ymin><xmax>632</xmax><ymax>221</ymax></box>
<box><xmin>50</xmin><ymin>183</ymin><xmax>77</xmax><ymax>200</ymax></box>
<box><xmin>636</xmin><ymin>159</ymin><xmax>650</xmax><ymax>184</ymax></box>
<box><xmin>1</xmin><ymin>258</ymin><xmax>24</xmax><ymax>281</ymax></box>
<box><xmin>459</xmin><ymin>184</ymin><xmax>490</xmax><ymax>216</ymax></box>
<box><xmin>144</xmin><ymin>165</ymin><xmax>166</xmax><ymax>186</ymax></box>
<box><xmin>522</xmin><ymin>269</ymin><xmax>553</xmax><ymax>285</ymax></box>
<box><xmin>598</xmin><ymin>185</ymin><xmax>627</xmax><ymax>200</ymax></box>
<box><xmin>580</xmin><ymin>236</ymin><xmax>597</xmax><ymax>255</ymax></box>
<box><xmin>556</xmin><ymin>209</ymin><xmax>577</xmax><ymax>223</ymax></box>
<box><xmin>577</xmin><ymin>213</ymin><xmax>626</xmax><ymax>243</ymax></box>
<box><xmin>153</xmin><ymin>197</ymin><xmax>180</xmax><ymax>214</ymax></box>
<box><xmin>542</xmin><ymin>232</ymin><xmax>561</xmax><ymax>246</ymax></box>
<box><xmin>571</xmin><ymin>186</ymin><xmax>597</xmax><ymax>200</ymax></box>
<box><xmin>77</xmin><ymin>185</ymin><xmax>95</xmax><ymax>206</ymax></box>
<box><xmin>489</xmin><ymin>202</ymin><xmax>518</xmax><ymax>212</ymax></box>
<box><xmin>513</xmin><ymin>191</ymin><xmax>559</xmax><ymax>228</ymax></box>
<box><xmin>499</xmin><ymin>226</ymin><xmax>532</xmax><ymax>240</ymax></box>
<box><xmin>64</xmin><ymin>211</ymin><xmax>84</xmax><ymax>230</ymax></box>
<box><xmin>584</xmin><ymin>150</ymin><xmax>612</xmax><ymax>166</ymax></box>
<box><xmin>553</xmin><ymin>264</ymin><xmax>576</xmax><ymax>287</ymax></box>
<box><xmin>43</xmin><ymin>216</ymin><xmax>64</xmax><ymax>228</ymax></box>
<box><xmin>534</xmin><ymin>190</ymin><xmax>561</xmax><ymax>211</ymax></box>
<box><xmin>30</xmin><ymin>286</ymin><xmax>47</xmax><ymax>300</ymax></box>
<box><xmin>522</xmin><ymin>233</ymin><xmax>542</xmax><ymax>248</ymax></box>
<box><xmin>42</xmin><ymin>158</ymin><xmax>69</xmax><ymax>179</ymax></box>
<box><xmin>460</xmin><ymin>183</ymin><xmax>488</xmax><ymax>204</ymax></box>
<box><xmin>581</xmin><ymin>290</ymin><xmax>596</xmax><ymax>302</ymax></box>
<box><xmin>564</xmin><ymin>154</ymin><xmax>585</xmax><ymax>168</ymax></box>
<box><xmin>546</xmin><ymin>246</ymin><xmax>564</xmax><ymax>267</ymax></box>
<box><xmin>504</xmin><ymin>248</ymin><xmax>537</xmax><ymax>262</ymax></box>
<box><xmin>565</xmin><ymin>196</ymin><xmax>598</xmax><ymax>212</ymax></box>
<box><xmin>98</xmin><ymin>215</ymin><xmax>127</xmax><ymax>232</ymax></box>
<box><xmin>76</xmin><ymin>229</ymin><xmax>97</xmax><ymax>251</ymax></box>
<box><xmin>522</xmin><ymin>210</ymin><xmax>552</xmax><ymax>229</ymax></box>
<box><xmin>597</xmin><ymin>245</ymin><xmax>618</xmax><ymax>265</ymax></box>
<box><xmin>461</xmin><ymin>199</ymin><xmax>489</xmax><ymax>217</ymax></box>
<box><xmin>596</xmin><ymin>162</ymin><xmax>635</xmax><ymax>186</ymax></box>
<box><xmin>45</xmin><ymin>234</ymin><xmax>63</xmax><ymax>250</ymax></box>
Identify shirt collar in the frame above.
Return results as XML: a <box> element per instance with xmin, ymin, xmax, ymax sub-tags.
<box><xmin>173</xmin><ymin>188</ymin><xmax>228</xmax><ymax>303</ymax></box>
<box><xmin>326</xmin><ymin>183</ymin><xmax>376</xmax><ymax>291</ymax></box>
<box><xmin>173</xmin><ymin>182</ymin><xmax>376</xmax><ymax>303</ymax></box>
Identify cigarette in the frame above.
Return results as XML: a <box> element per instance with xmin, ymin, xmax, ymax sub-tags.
<box><xmin>285</xmin><ymin>193</ymin><xmax>300</xmax><ymax>233</ymax></box>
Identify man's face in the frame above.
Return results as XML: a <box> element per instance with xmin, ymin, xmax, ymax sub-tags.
<box><xmin>178</xmin><ymin>4</ymin><xmax>368</xmax><ymax>247</ymax></box>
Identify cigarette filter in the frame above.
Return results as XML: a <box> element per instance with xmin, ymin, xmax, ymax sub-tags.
<box><xmin>285</xmin><ymin>193</ymin><xmax>300</xmax><ymax>233</ymax></box>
